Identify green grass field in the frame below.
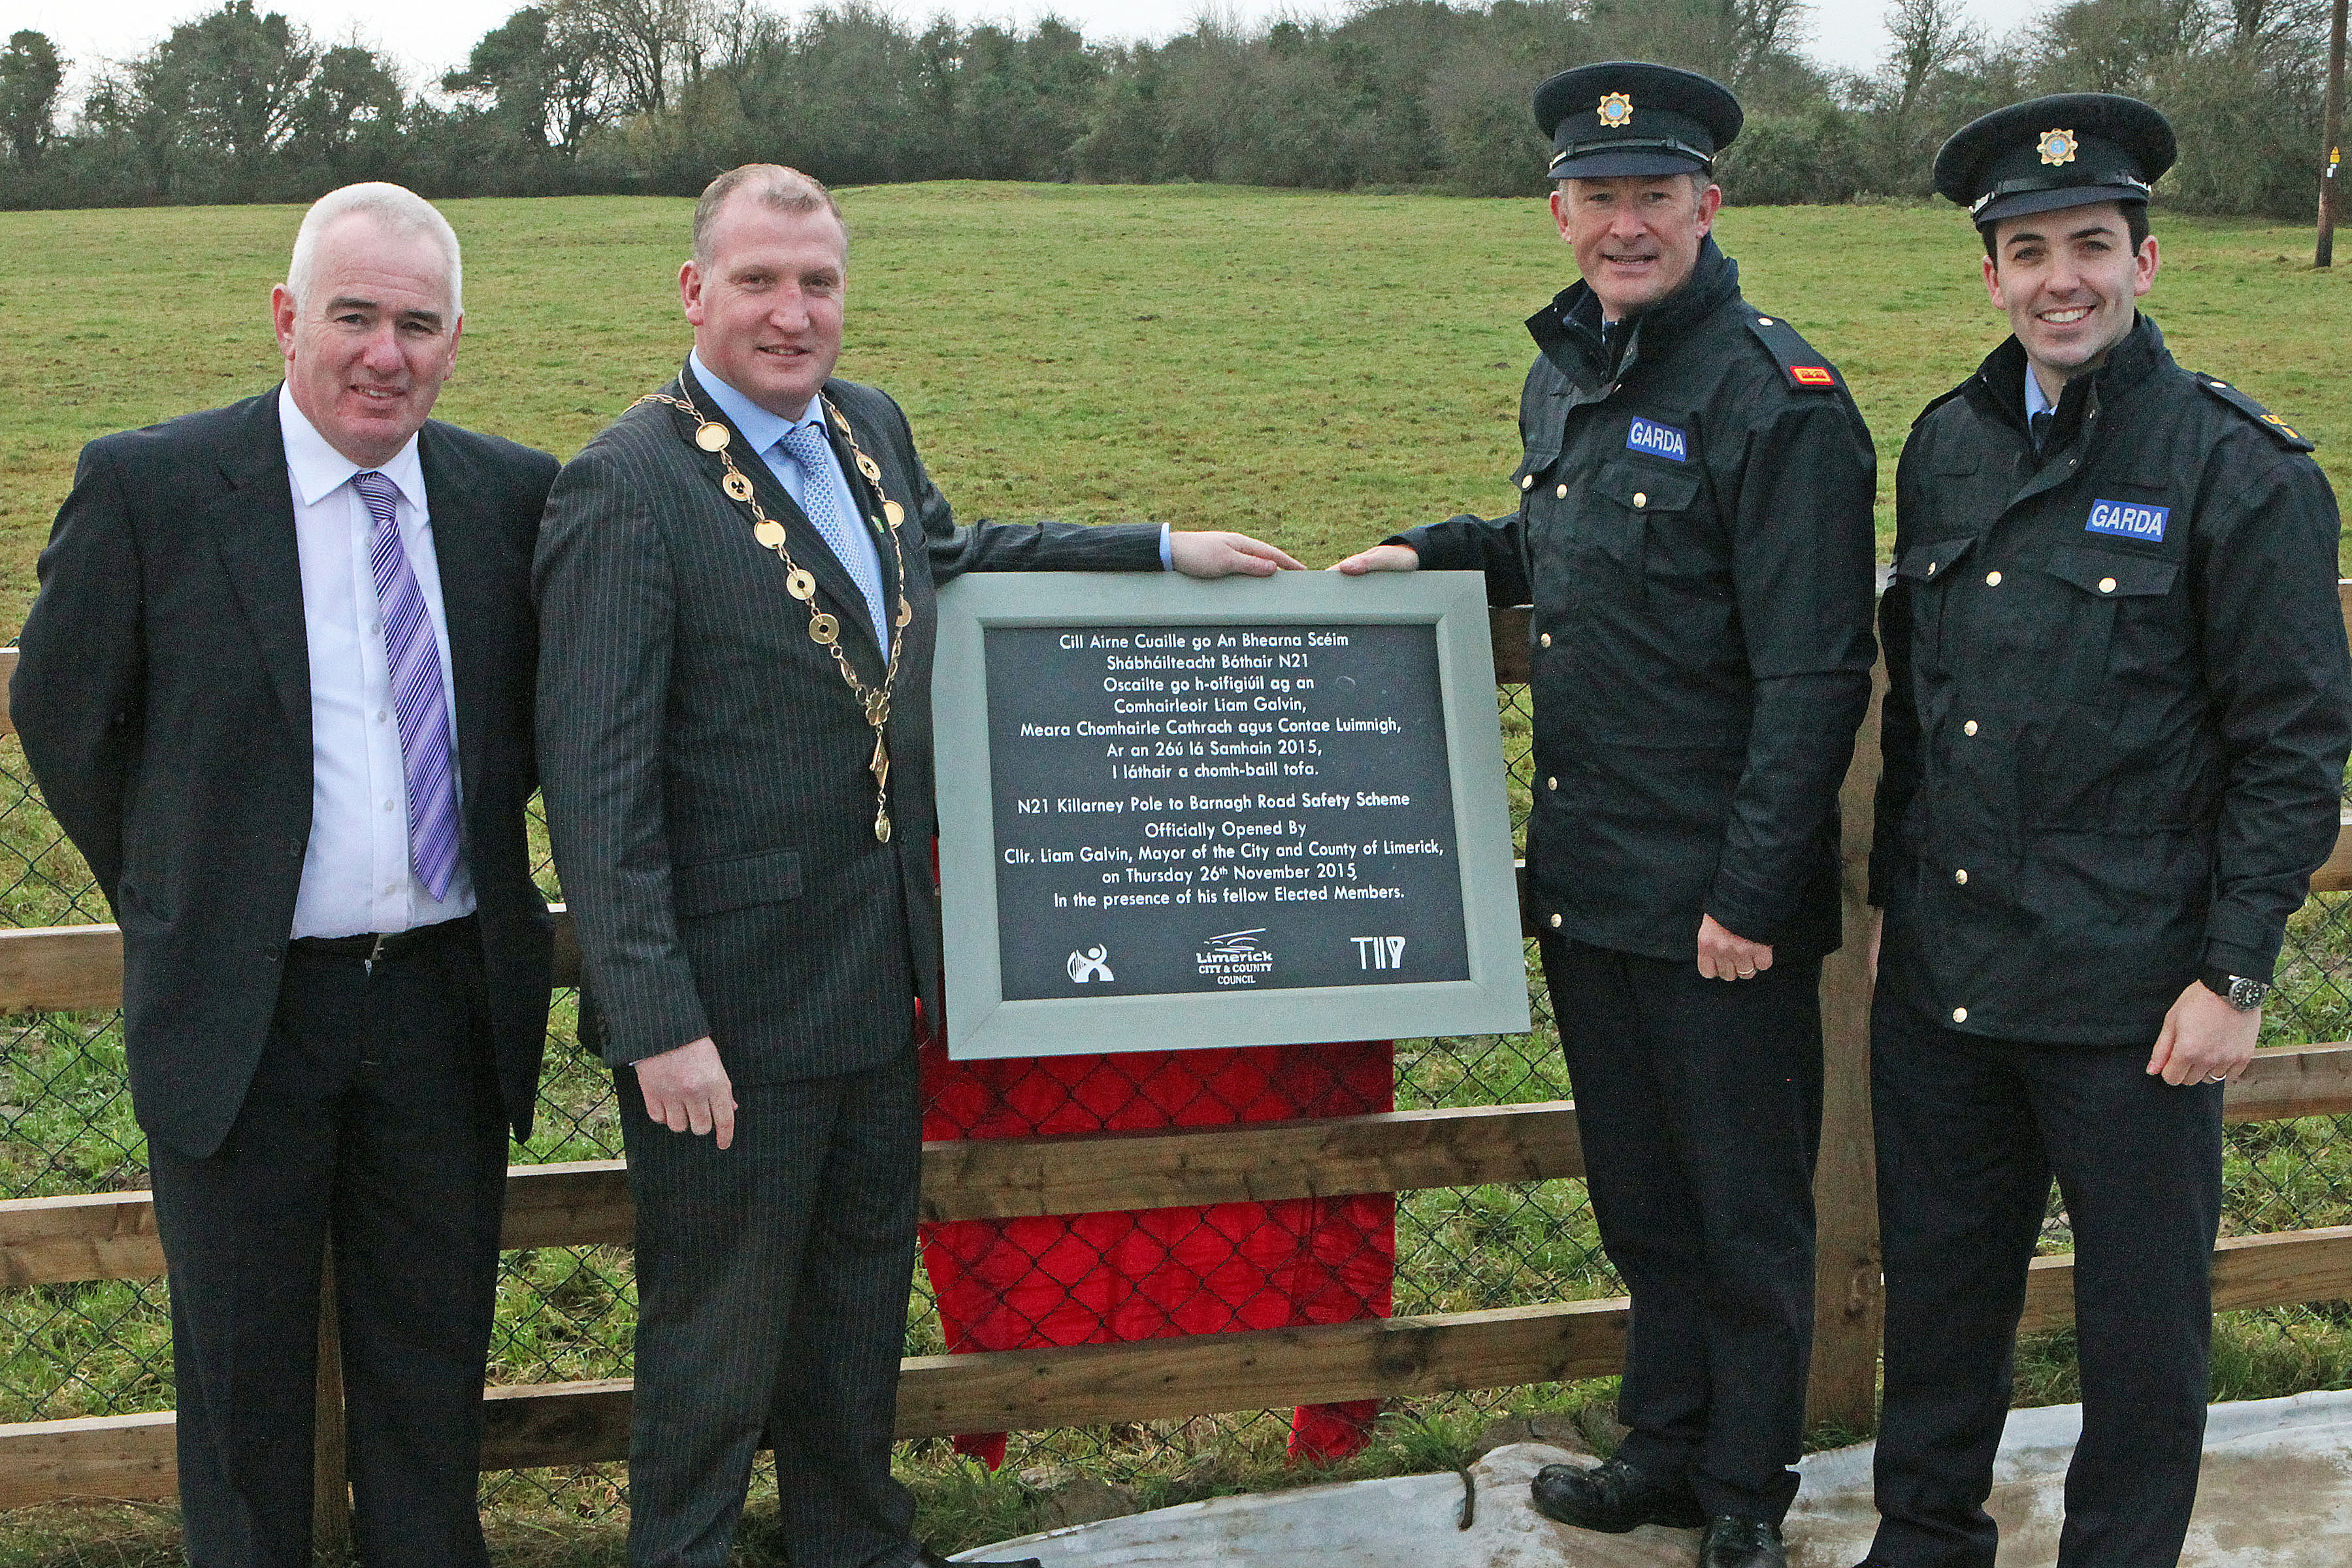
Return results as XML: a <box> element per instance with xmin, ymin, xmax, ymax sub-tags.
<box><xmin>5</xmin><ymin>184</ymin><xmax>2352</xmax><ymax>631</ymax></box>
<box><xmin>4</xmin><ymin>186</ymin><xmax>2352</xmax><ymax>1563</ymax></box>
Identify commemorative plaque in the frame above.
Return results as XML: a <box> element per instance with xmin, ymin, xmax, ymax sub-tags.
<box><xmin>934</xmin><ymin>571</ymin><xmax>1529</xmax><ymax>1059</ymax></box>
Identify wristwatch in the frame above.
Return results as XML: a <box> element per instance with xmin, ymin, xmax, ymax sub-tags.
<box><xmin>2200</xmin><ymin>967</ymin><xmax>2268</xmax><ymax>1011</ymax></box>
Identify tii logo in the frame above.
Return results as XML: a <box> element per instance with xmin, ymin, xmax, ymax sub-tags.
<box><xmin>1066</xmin><ymin>945</ymin><xmax>1115</xmax><ymax>983</ymax></box>
<box><xmin>1353</xmin><ymin>937</ymin><xmax>1408</xmax><ymax>971</ymax></box>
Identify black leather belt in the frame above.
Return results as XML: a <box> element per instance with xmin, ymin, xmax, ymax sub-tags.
<box><xmin>289</xmin><ymin>913</ymin><xmax>476</xmax><ymax>962</ymax></box>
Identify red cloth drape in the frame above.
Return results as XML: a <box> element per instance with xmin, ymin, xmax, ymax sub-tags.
<box><xmin>917</xmin><ymin>1037</ymin><xmax>1397</xmax><ymax>1466</ymax></box>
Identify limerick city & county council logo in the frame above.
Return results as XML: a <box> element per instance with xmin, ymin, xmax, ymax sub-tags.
<box><xmin>1597</xmin><ymin>92</ymin><xmax>1633</xmax><ymax>128</ymax></box>
<box><xmin>1066</xmin><ymin>945</ymin><xmax>1115</xmax><ymax>983</ymax></box>
<box><xmin>2037</xmin><ymin>128</ymin><xmax>2078</xmax><ymax>166</ymax></box>
<box><xmin>1195</xmin><ymin>929</ymin><xmax>1275</xmax><ymax>986</ymax></box>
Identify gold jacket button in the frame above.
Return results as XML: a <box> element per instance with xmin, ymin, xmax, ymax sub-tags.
<box><xmin>1521</xmin><ymin>474</ymin><xmax>1535</xmax><ymax>490</ymax></box>
<box><xmin>1540</xmin><ymin>632</ymin><xmax>1553</xmax><ymax>647</ymax></box>
<box><xmin>1985</xmin><ymin>570</ymin><xmax>2002</xmax><ymax>586</ymax></box>
<box><xmin>1927</xmin><ymin>561</ymin><xmax>1938</xmax><ymax>575</ymax></box>
<box><xmin>1952</xmin><ymin>1006</ymin><xmax>1968</xmax><ymax>1023</ymax></box>
<box><xmin>2099</xmin><ymin>576</ymin><xmax>2117</xmax><ymax>593</ymax></box>
<box><xmin>1556</xmin><ymin>483</ymin><xmax>1569</xmax><ymax>498</ymax></box>
<box><xmin>1964</xmin><ymin>719</ymin><xmax>1978</xmax><ymax>736</ymax></box>
<box><xmin>1550</xmin><ymin>913</ymin><xmax>1563</xmax><ymax>928</ymax></box>
<box><xmin>1954</xmin><ymin>868</ymin><xmax>1968</xmax><ymax>885</ymax></box>
<box><xmin>1546</xmin><ymin>776</ymin><xmax>1558</xmax><ymax>791</ymax></box>
<box><xmin>1633</xmin><ymin>492</ymin><xmax>1647</xmax><ymax>508</ymax></box>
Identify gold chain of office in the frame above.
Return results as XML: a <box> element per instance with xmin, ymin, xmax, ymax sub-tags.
<box><xmin>636</xmin><ymin>389</ymin><xmax>914</xmax><ymax>843</ymax></box>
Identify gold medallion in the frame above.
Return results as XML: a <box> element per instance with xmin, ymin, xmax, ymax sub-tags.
<box><xmin>636</xmin><ymin>387</ymin><xmax>913</xmax><ymax>864</ymax></box>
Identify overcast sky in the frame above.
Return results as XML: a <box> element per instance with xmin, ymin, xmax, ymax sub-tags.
<box><xmin>16</xmin><ymin>0</ymin><xmax>2057</xmax><ymax>109</ymax></box>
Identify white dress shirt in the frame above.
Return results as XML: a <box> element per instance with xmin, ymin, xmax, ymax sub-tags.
<box><xmin>280</xmin><ymin>385</ymin><xmax>474</xmax><ymax>938</ymax></box>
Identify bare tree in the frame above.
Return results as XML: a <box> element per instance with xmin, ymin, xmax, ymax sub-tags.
<box><xmin>1883</xmin><ymin>0</ymin><xmax>1982</xmax><ymax>120</ymax></box>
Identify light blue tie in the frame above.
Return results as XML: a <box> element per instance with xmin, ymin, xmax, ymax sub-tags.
<box><xmin>776</xmin><ymin>423</ymin><xmax>889</xmax><ymax>649</ymax></box>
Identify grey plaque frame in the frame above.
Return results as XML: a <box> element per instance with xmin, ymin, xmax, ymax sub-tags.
<box><xmin>933</xmin><ymin>570</ymin><xmax>1531</xmax><ymax>1060</ymax></box>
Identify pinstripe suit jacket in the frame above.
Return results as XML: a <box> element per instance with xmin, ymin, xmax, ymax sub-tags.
<box><xmin>535</xmin><ymin>365</ymin><xmax>1160</xmax><ymax>1082</ymax></box>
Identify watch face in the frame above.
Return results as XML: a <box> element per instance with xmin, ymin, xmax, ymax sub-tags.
<box><xmin>2231</xmin><ymin>977</ymin><xmax>2268</xmax><ymax>1011</ymax></box>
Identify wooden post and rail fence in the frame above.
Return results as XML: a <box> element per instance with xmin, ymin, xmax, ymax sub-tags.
<box><xmin>8</xmin><ymin>598</ymin><xmax>2352</xmax><ymax>1520</ymax></box>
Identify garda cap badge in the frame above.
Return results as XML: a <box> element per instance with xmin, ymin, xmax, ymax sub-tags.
<box><xmin>1598</xmin><ymin>91</ymin><xmax>1633</xmax><ymax>128</ymax></box>
<box><xmin>2037</xmin><ymin>128</ymin><xmax>2079</xmax><ymax>166</ymax></box>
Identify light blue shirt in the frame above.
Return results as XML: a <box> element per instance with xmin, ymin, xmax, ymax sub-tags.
<box><xmin>690</xmin><ymin>351</ymin><xmax>889</xmax><ymax>645</ymax></box>
<box><xmin>689</xmin><ymin>351</ymin><xmax>1176</xmax><ymax>587</ymax></box>
<box><xmin>2025</xmin><ymin>365</ymin><xmax>2056</xmax><ymax>419</ymax></box>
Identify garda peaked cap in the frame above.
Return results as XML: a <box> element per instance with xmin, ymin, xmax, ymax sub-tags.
<box><xmin>1933</xmin><ymin>93</ymin><xmax>2176</xmax><ymax>228</ymax></box>
<box><xmin>1533</xmin><ymin>61</ymin><xmax>1742</xmax><ymax>181</ymax></box>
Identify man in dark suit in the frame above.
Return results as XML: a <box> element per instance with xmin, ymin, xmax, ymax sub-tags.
<box><xmin>12</xmin><ymin>183</ymin><xmax>557</xmax><ymax>1567</ymax></box>
<box><xmin>534</xmin><ymin>163</ymin><xmax>1296</xmax><ymax>1568</ymax></box>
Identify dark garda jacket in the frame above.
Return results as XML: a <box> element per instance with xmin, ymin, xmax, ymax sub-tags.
<box><xmin>1396</xmin><ymin>237</ymin><xmax>1879</xmax><ymax>962</ymax></box>
<box><xmin>1870</xmin><ymin>315</ymin><xmax>2352</xmax><ymax>1044</ymax></box>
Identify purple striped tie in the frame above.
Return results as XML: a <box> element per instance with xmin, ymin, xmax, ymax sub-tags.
<box><xmin>353</xmin><ymin>470</ymin><xmax>460</xmax><ymax>900</ymax></box>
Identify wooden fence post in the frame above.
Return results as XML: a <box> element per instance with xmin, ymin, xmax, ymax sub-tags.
<box><xmin>313</xmin><ymin>1243</ymin><xmax>351</xmax><ymax>1557</ymax></box>
<box><xmin>1807</xmin><ymin>663</ymin><xmax>1887</xmax><ymax>1431</ymax></box>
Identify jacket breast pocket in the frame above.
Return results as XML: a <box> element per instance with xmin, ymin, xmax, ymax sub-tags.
<box><xmin>1578</xmin><ymin>463</ymin><xmax>1702</xmax><ymax>572</ymax></box>
<box><xmin>1890</xmin><ymin>535</ymin><xmax>1976</xmax><ymax>670</ymax></box>
<box><xmin>674</xmin><ymin>849</ymin><xmax>804</xmax><ymax>919</ymax></box>
<box><xmin>2038</xmin><ymin>547</ymin><xmax>2180</xmax><ymax>704</ymax></box>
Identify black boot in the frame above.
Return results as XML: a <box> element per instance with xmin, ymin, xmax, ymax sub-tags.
<box><xmin>1528</xmin><ymin>1456</ymin><xmax>1705</xmax><ymax>1533</ymax></box>
<box><xmin>1699</xmin><ymin>1515</ymin><xmax>1788</xmax><ymax>1568</ymax></box>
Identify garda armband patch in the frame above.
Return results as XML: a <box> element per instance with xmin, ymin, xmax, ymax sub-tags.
<box><xmin>1626</xmin><ymin>416</ymin><xmax>1688</xmax><ymax>461</ymax></box>
<box><xmin>2194</xmin><ymin>373</ymin><xmax>2316</xmax><ymax>451</ymax></box>
<box><xmin>2086</xmin><ymin>498</ymin><xmax>2168</xmax><ymax>542</ymax></box>
<box><xmin>1746</xmin><ymin>313</ymin><xmax>1842</xmax><ymax>392</ymax></box>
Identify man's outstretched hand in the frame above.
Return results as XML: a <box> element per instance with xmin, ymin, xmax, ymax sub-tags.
<box><xmin>1169</xmin><ymin>531</ymin><xmax>1305</xmax><ymax>577</ymax></box>
<box><xmin>1328</xmin><ymin>544</ymin><xmax>1420</xmax><ymax>574</ymax></box>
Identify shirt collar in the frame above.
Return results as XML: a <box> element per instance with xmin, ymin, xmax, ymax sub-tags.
<box><xmin>278</xmin><ymin>383</ymin><xmax>426</xmax><ymax>512</ymax></box>
<box><xmin>689</xmin><ymin>350</ymin><xmax>823</xmax><ymax>454</ymax></box>
<box><xmin>2023</xmin><ymin>363</ymin><xmax>2055</xmax><ymax>419</ymax></box>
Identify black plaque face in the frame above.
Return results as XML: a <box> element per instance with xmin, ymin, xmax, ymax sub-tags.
<box><xmin>985</xmin><ymin>621</ymin><xmax>1469</xmax><ymax>1001</ymax></box>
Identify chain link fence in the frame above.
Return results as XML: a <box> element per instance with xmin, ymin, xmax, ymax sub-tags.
<box><xmin>5</xmin><ymin>681</ymin><xmax>2352</xmax><ymax>1540</ymax></box>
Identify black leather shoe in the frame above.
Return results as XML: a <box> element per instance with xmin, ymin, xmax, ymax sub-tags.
<box><xmin>1700</xmin><ymin>1515</ymin><xmax>1788</xmax><ymax>1568</ymax></box>
<box><xmin>1529</xmin><ymin>1456</ymin><xmax>1705</xmax><ymax>1532</ymax></box>
<box><xmin>916</xmin><ymin>1548</ymin><xmax>1041</xmax><ymax>1567</ymax></box>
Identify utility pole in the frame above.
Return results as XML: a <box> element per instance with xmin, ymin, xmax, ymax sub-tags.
<box><xmin>2323</xmin><ymin>0</ymin><xmax>2347</xmax><ymax>266</ymax></box>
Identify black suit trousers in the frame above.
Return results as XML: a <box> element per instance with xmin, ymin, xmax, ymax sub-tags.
<box><xmin>1539</xmin><ymin>933</ymin><xmax>1825</xmax><ymax>1523</ymax></box>
<box><xmin>146</xmin><ymin>925</ymin><xmax>508</xmax><ymax>1568</ymax></box>
<box><xmin>619</xmin><ymin>1053</ymin><xmax>922</xmax><ymax>1568</ymax></box>
<box><xmin>1867</xmin><ymin>958</ymin><xmax>2222</xmax><ymax>1568</ymax></box>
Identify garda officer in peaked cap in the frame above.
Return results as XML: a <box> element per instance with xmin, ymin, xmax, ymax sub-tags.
<box><xmin>1863</xmin><ymin>93</ymin><xmax>2352</xmax><ymax>1568</ymax></box>
<box><xmin>1335</xmin><ymin>61</ymin><xmax>1878</xmax><ymax>1568</ymax></box>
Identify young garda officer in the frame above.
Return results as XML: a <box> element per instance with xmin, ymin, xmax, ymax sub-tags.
<box><xmin>1863</xmin><ymin>95</ymin><xmax>2352</xmax><ymax>1568</ymax></box>
<box><xmin>1337</xmin><ymin>63</ymin><xmax>1878</xmax><ymax>1568</ymax></box>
